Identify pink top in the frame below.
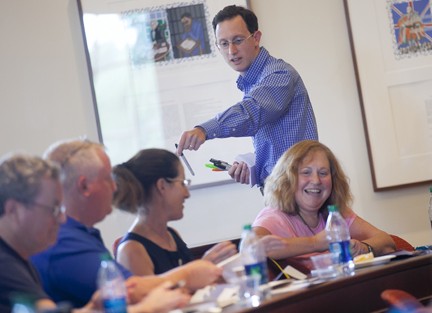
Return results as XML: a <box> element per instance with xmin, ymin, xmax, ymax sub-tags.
<box><xmin>252</xmin><ymin>206</ymin><xmax>356</xmax><ymax>238</ymax></box>
<box><xmin>252</xmin><ymin>206</ymin><xmax>357</xmax><ymax>270</ymax></box>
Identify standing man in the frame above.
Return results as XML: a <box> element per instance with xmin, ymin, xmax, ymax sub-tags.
<box><xmin>177</xmin><ymin>5</ymin><xmax>318</xmax><ymax>189</ymax></box>
<box><xmin>31</xmin><ymin>139</ymin><xmax>220</xmax><ymax>308</ymax></box>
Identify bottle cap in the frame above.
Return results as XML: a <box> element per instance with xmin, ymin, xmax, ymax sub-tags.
<box><xmin>243</xmin><ymin>224</ymin><xmax>252</xmax><ymax>230</ymax></box>
<box><xmin>99</xmin><ymin>252</ymin><xmax>112</xmax><ymax>262</ymax></box>
<box><xmin>327</xmin><ymin>205</ymin><xmax>339</xmax><ymax>212</ymax></box>
<box><xmin>429</xmin><ymin>186</ymin><xmax>432</xmax><ymax>193</ymax></box>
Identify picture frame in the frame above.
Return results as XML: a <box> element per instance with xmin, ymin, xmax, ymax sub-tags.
<box><xmin>77</xmin><ymin>0</ymin><xmax>252</xmax><ymax>189</ymax></box>
<box><xmin>344</xmin><ymin>0</ymin><xmax>432</xmax><ymax>191</ymax></box>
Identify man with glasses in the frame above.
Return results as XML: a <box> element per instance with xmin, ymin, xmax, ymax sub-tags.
<box><xmin>0</xmin><ymin>154</ymin><xmax>65</xmax><ymax>311</ymax></box>
<box><xmin>177</xmin><ymin>5</ymin><xmax>318</xmax><ymax>192</ymax></box>
<box><xmin>31</xmin><ymin>139</ymin><xmax>221</xmax><ymax>309</ymax></box>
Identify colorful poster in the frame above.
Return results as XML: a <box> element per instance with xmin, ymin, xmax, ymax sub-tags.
<box><xmin>389</xmin><ymin>0</ymin><xmax>432</xmax><ymax>58</ymax></box>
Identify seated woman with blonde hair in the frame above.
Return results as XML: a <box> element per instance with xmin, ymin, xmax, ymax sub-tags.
<box><xmin>254</xmin><ymin>140</ymin><xmax>395</xmax><ymax>268</ymax></box>
<box><xmin>113</xmin><ymin>148</ymin><xmax>237</xmax><ymax>276</ymax></box>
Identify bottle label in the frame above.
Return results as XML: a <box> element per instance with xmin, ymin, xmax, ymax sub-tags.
<box><xmin>329</xmin><ymin>240</ymin><xmax>353</xmax><ymax>263</ymax></box>
<box><xmin>244</xmin><ymin>261</ymin><xmax>268</xmax><ymax>285</ymax></box>
<box><xmin>103</xmin><ymin>297</ymin><xmax>127</xmax><ymax>313</ymax></box>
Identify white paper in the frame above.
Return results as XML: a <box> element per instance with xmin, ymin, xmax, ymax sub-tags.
<box><xmin>234</xmin><ymin>152</ymin><xmax>257</xmax><ymax>187</ymax></box>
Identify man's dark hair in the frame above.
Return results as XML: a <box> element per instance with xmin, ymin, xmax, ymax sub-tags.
<box><xmin>212</xmin><ymin>5</ymin><xmax>258</xmax><ymax>33</ymax></box>
<box><xmin>181</xmin><ymin>12</ymin><xmax>192</xmax><ymax>19</ymax></box>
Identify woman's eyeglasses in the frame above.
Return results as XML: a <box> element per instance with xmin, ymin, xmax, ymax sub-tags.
<box><xmin>165</xmin><ymin>178</ymin><xmax>192</xmax><ymax>188</ymax></box>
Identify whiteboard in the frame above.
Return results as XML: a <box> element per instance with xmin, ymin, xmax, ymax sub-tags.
<box><xmin>78</xmin><ymin>0</ymin><xmax>254</xmax><ymax>187</ymax></box>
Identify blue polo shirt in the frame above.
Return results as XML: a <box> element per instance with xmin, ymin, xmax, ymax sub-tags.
<box><xmin>31</xmin><ymin>217</ymin><xmax>131</xmax><ymax>308</ymax></box>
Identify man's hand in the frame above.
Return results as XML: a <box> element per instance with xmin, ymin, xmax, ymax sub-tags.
<box><xmin>177</xmin><ymin>127</ymin><xmax>206</xmax><ymax>155</ymax></box>
<box><xmin>227</xmin><ymin>161</ymin><xmax>250</xmax><ymax>184</ymax></box>
<box><xmin>128</xmin><ymin>281</ymin><xmax>191</xmax><ymax>313</ymax></box>
<box><xmin>163</xmin><ymin>260</ymin><xmax>222</xmax><ymax>292</ymax></box>
<box><xmin>202</xmin><ymin>241</ymin><xmax>237</xmax><ymax>264</ymax></box>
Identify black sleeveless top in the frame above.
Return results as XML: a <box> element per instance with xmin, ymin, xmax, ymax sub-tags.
<box><xmin>120</xmin><ymin>227</ymin><xmax>193</xmax><ymax>274</ymax></box>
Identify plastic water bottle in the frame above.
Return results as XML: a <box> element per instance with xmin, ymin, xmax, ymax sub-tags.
<box><xmin>428</xmin><ymin>186</ymin><xmax>432</xmax><ymax>229</ymax></box>
<box><xmin>325</xmin><ymin>205</ymin><xmax>355</xmax><ymax>276</ymax></box>
<box><xmin>239</xmin><ymin>224</ymin><xmax>268</xmax><ymax>285</ymax></box>
<box><xmin>11</xmin><ymin>303</ymin><xmax>35</xmax><ymax>313</ymax></box>
<box><xmin>11</xmin><ymin>295</ymin><xmax>35</xmax><ymax>313</ymax></box>
<box><xmin>97</xmin><ymin>254</ymin><xmax>127</xmax><ymax>313</ymax></box>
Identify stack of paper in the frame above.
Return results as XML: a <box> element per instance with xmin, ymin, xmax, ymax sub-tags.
<box><xmin>234</xmin><ymin>152</ymin><xmax>257</xmax><ymax>187</ymax></box>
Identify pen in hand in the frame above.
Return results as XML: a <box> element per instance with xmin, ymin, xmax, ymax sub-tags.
<box><xmin>175</xmin><ymin>144</ymin><xmax>195</xmax><ymax>176</ymax></box>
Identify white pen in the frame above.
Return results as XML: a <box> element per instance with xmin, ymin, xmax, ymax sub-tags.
<box><xmin>175</xmin><ymin>144</ymin><xmax>195</xmax><ymax>176</ymax></box>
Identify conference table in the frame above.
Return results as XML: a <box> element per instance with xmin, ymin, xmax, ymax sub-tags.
<box><xmin>221</xmin><ymin>253</ymin><xmax>432</xmax><ymax>313</ymax></box>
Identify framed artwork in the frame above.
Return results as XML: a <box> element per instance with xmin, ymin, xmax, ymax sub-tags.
<box><xmin>77</xmin><ymin>0</ymin><xmax>252</xmax><ymax>188</ymax></box>
<box><xmin>344</xmin><ymin>0</ymin><xmax>432</xmax><ymax>190</ymax></box>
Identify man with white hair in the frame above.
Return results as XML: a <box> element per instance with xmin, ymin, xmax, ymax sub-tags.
<box><xmin>31</xmin><ymin>139</ymin><xmax>221</xmax><ymax>308</ymax></box>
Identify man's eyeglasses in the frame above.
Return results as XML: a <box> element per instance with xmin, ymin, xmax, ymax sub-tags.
<box><xmin>165</xmin><ymin>178</ymin><xmax>192</xmax><ymax>188</ymax></box>
<box><xmin>29</xmin><ymin>201</ymin><xmax>65</xmax><ymax>218</ymax></box>
<box><xmin>216</xmin><ymin>33</ymin><xmax>255</xmax><ymax>50</ymax></box>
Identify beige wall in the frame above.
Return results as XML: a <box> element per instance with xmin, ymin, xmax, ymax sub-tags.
<box><xmin>0</xmin><ymin>0</ymin><xmax>430</xmax><ymax>251</ymax></box>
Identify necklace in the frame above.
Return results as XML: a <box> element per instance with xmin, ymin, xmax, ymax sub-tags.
<box><xmin>297</xmin><ymin>212</ymin><xmax>317</xmax><ymax>235</ymax></box>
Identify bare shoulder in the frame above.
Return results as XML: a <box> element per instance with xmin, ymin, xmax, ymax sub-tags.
<box><xmin>118</xmin><ymin>239</ymin><xmax>149</xmax><ymax>257</ymax></box>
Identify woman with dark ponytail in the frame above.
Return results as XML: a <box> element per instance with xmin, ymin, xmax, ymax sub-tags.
<box><xmin>113</xmin><ymin>148</ymin><xmax>237</xmax><ymax>275</ymax></box>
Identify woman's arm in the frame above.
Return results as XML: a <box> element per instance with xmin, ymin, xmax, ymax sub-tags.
<box><xmin>117</xmin><ymin>241</ymin><xmax>155</xmax><ymax>276</ymax></box>
<box><xmin>349</xmin><ymin>216</ymin><xmax>396</xmax><ymax>257</ymax></box>
<box><xmin>254</xmin><ymin>226</ymin><xmax>328</xmax><ymax>259</ymax></box>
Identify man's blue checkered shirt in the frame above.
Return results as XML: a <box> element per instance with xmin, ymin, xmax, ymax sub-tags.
<box><xmin>200</xmin><ymin>47</ymin><xmax>318</xmax><ymax>186</ymax></box>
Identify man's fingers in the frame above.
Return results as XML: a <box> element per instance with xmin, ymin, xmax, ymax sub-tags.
<box><xmin>177</xmin><ymin>133</ymin><xmax>189</xmax><ymax>155</ymax></box>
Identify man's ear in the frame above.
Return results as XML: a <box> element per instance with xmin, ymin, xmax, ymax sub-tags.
<box><xmin>77</xmin><ymin>175</ymin><xmax>91</xmax><ymax>196</ymax></box>
<box><xmin>3</xmin><ymin>198</ymin><xmax>19</xmax><ymax>215</ymax></box>
<box><xmin>3</xmin><ymin>199</ymin><xmax>26</xmax><ymax>224</ymax></box>
<box><xmin>253</xmin><ymin>30</ymin><xmax>262</xmax><ymax>47</ymax></box>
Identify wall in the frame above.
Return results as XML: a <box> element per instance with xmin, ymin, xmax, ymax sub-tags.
<box><xmin>0</xmin><ymin>0</ymin><xmax>430</xmax><ymax>252</ymax></box>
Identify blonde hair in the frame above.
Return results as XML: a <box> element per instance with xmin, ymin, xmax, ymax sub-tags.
<box><xmin>263</xmin><ymin>140</ymin><xmax>353</xmax><ymax>215</ymax></box>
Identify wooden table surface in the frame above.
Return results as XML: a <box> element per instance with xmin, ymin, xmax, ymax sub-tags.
<box><xmin>222</xmin><ymin>253</ymin><xmax>432</xmax><ymax>313</ymax></box>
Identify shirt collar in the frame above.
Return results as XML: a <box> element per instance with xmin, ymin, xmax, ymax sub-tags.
<box><xmin>66</xmin><ymin>216</ymin><xmax>101</xmax><ymax>237</ymax></box>
<box><xmin>236</xmin><ymin>47</ymin><xmax>269</xmax><ymax>90</ymax></box>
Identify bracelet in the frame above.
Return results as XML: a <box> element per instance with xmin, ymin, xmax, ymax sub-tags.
<box><xmin>361</xmin><ymin>241</ymin><xmax>374</xmax><ymax>254</ymax></box>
